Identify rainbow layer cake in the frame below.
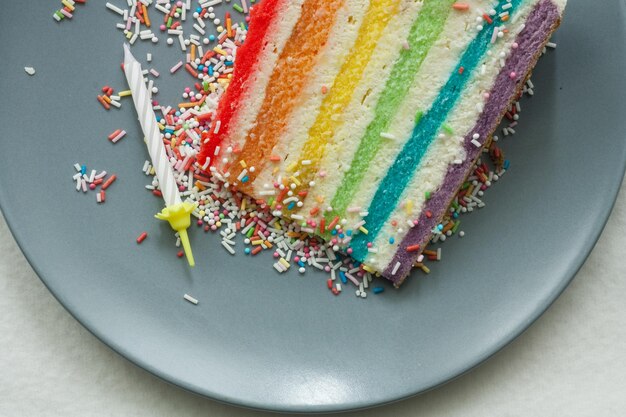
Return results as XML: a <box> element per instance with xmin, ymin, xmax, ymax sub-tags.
<box><xmin>198</xmin><ymin>0</ymin><xmax>567</xmax><ymax>286</ymax></box>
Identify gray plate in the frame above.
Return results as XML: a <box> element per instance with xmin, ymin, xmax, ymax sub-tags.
<box><xmin>1</xmin><ymin>0</ymin><xmax>625</xmax><ymax>413</ymax></box>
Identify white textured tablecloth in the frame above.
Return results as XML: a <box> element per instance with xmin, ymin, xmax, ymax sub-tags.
<box><xmin>1</xmin><ymin>181</ymin><xmax>625</xmax><ymax>417</ymax></box>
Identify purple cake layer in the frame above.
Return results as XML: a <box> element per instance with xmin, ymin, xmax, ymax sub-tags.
<box><xmin>383</xmin><ymin>0</ymin><xmax>562</xmax><ymax>285</ymax></box>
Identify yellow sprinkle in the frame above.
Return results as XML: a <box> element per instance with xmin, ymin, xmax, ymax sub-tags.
<box><xmin>240</xmin><ymin>199</ymin><xmax>246</xmax><ymax>211</ymax></box>
<box><xmin>359</xmin><ymin>226</ymin><xmax>369</xmax><ymax>235</ymax></box>
<box><xmin>286</xmin><ymin>162</ymin><xmax>298</xmax><ymax>172</ymax></box>
<box><xmin>405</xmin><ymin>200</ymin><xmax>413</xmax><ymax>214</ymax></box>
<box><xmin>213</xmin><ymin>47</ymin><xmax>228</xmax><ymax>56</ymax></box>
<box><xmin>278</xmin><ymin>258</ymin><xmax>290</xmax><ymax>268</ymax></box>
<box><xmin>290</xmin><ymin>176</ymin><xmax>301</xmax><ymax>186</ymax></box>
<box><xmin>118</xmin><ymin>90</ymin><xmax>132</xmax><ymax>97</ymax></box>
<box><xmin>251</xmin><ymin>239</ymin><xmax>264</xmax><ymax>245</ymax></box>
<box><xmin>362</xmin><ymin>264</ymin><xmax>374</xmax><ymax>273</ymax></box>
<box><xmin>316</xmin><ymin>195</ymin><xmax>325</xmax><ymax>204</ymax></box>
<box><xmin>157</xmin><ymin>123</ymin><xmax>165</xmax><ymax>131</ymax></box>
<box><xmin>272</xmin><ymin>167</ymin><xmax>279</xmax><ymax>175</ymax></box>
<box><xmin>61</xmin><ymin>0</ymin><xmax>75</xmax><ymax>11</ymax></box>
<box><xmin>421</xmin><ymin>265</ymin><xmax>431</xmax><ymax>274</ymax></box>
<box><xmin>239</xmin><ymin>160</ymin><xmax>247</xmax><ymax>168</ymax></box>
<box><xmin>149</xmin><ymin>167</ymin><xmax>155</xmax><ymax>175</ymax></box>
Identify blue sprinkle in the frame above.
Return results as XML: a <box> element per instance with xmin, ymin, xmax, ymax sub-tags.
<box><xmin>346</xmin><ymin>230</ymin><xmax>352</xmax><ymax>237</ymax></box>
<box><xmin>453</xmin><ymin>212</ymin><xmax>459</xmax><ymax>219</ymax></box>
<box><xmin>330</xmin><ymin>229</ymin><xmax>337</xmax><ymax>235</ymax></box>
<box><xmin>198</xmin><ymin>64</ymin><xmax>204</xmax><ymax>71</ymax></box>
<box><xmin>339</xmin><ymin>233</ymin><xmax>345</xmax><ymax>238</ymax></box>
<box><xmin>298</xmin><ymin>260</ymin><xmax>305</xmax><ymax>267</ymax></box>
<box><xmin>244</xmin><ymin>247</ymin><xmax>251</xmax><ymax>255</ymax></box>
<box><xmin>373</xmin><ymin>287</ymin><xmax>384</xmax><ymax>294</ymax></box>
<box><xmin>208</xmin><ymin>66</ymin><xmax>214</xmax><ymax>76</ymax></box>
<box><xmin>209</xmin><ymin>35</ymin><xmax>216</xmax><ymax>41</ymax></box>
<box><xmin>80</xmin><ymin>165</ymin><xmax>86</xmax><ymax>175</ymax></box>
<box><xmin>175</xmin><ymin>111</ymin><xmax>181</xmax><ymax>117</ymax></box>
<box><xmin>241</xmin><ymin>176</ymin><xmax>249</xmax><ymax>183</ymax></box>
<box><xmin>503</xmin><ymin>159</ymin><xmax>510</xmax><ymax>170</ymax></box>
<box><xmin>225</xmin><ymin>61</ymin><xmax>234</xmax><ymax>66</ymax></box>
<box><xmin>196</xmin><ymin>7</ymin><xmax>202</xmax><ymax>13</ymax></box>
<box><xmin>437</xmin><ymin>224</ymin><xmax>443</xmax><ymax>231</ymax></box>
<box><xmin>389</xmin><ymin>237</ymin><xmax>395</xmax><ymax>244</ymax></box>
<box><xmin>287</xmin><ymin>202</ymin><xmax>295</xmax><ymax>210</ymax></box>
<box><xmin>339</xmin><ymin>271</ymin><xmax>347</xmax><ymax>284</ymax></box>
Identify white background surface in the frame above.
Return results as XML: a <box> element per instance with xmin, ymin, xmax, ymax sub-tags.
<box><xmin>1</xmin><ymin>181</ymin><xmax>625</xmax><ymax>417</ymax></box>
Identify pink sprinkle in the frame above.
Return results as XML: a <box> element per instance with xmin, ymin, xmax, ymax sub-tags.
<box><xmin>509</xmin><ymin>71</ymin><xmax>517</xmax><ymax>80</ymax></box>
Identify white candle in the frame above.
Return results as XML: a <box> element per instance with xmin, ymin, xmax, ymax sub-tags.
<box><xmin>123</xmin><ymin>44</ymin><xmax>196</xmax><ymax>267</ymax></box>
<box><xmin>123</xmin><ymin>43</ymin><xmax>181</xmax><ymax>208</ymax></box>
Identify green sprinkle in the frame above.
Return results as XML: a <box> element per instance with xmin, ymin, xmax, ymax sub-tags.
<box><xmin>442</xmin><ymin>124</ymin><xmax>454</xmax><ymax>135</ymax></box>
<box><xmin>233</xmin><ymin>4</ymin><xmax>244</xmax><ymax>12</ymax></box>
<box><xmin>414</xmin><ymin>111</ymin><xmax>423</xmax><ymax>124</ymax></box>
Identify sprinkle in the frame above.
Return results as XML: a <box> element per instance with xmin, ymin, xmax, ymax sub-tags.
<box><xmin>24</xmin><ymin>67</ymin><xmax>36</xmax><ymax>76</ymax></box>
<box><xmin>406</xmin><ymin>244</ymin><xmax>420</xmax><ymax>252</ymax></box>
<box><xmin>183</xmin><ymin>294</ymin><xmax>199</xmax><ymax>305</ymax></box>
<box><xmin>170</xmin><ymin>61</ymin><xmax>184</xmax><ymax>74</ymax></box>
<box><xmin>136</xmin><ymin>232</ymin><xmax>148</xmax><ymax>244</ymax></box>
<box><xmin>101</xmin><ymin>175</ymin><xmax>117</xmax><ymax>190</ymax></box>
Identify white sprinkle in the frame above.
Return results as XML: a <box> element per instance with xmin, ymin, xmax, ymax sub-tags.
<box><xmin>24</xmin><ymin>67</ymin><xmax>36</xmax><ymax>76</ymax></box>
<box><xmin>380</xmin><ymin>132</ymin><xmax>396</xmax><ymax>140</ymax></box>
<box><xmin>391</xmin><ymin>262</ymin><xmax>401</xmax><ymax>275</ymax></box>
<box><xmin>170</xmin><ymin>61</ymin><xmax>184</xmax><ymax>74</ymax></box>
<box><xmin>106</xmin><ymin>2</ymin><xmax>125</xmax><ymax>15</ymax></box>
<box><xmin>221</xmin><ymin>241</ymin><xmax>235</xmax><ymax>255</ymax></box>
<box><xmin>183</xmin><ymin>294</ymin><xmax>199</xmax><ymax>305</ymax></box>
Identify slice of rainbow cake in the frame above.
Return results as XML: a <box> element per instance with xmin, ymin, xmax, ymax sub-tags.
<box><xmin>198</xmin><ymin>0</ymin><xmax>567</xmax><ymax>286</ymax></box>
